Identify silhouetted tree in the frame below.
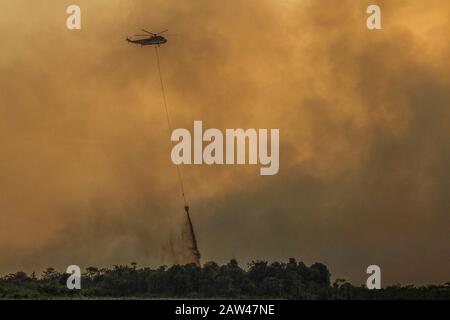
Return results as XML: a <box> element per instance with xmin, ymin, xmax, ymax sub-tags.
<box><xmin>0</xmin><ymin>259</ymin><xmax>448</xmax><ymax>299</ymax></box>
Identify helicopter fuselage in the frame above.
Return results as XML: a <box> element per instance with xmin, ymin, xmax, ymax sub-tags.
<box><xmin>127</xmin><ymin>35</ymin><xmax>167</xmax><ymax>46</ymax></box>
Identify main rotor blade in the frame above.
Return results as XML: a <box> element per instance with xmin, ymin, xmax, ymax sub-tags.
<box><xmin>142</xmin><ymin>29</ymin><xmax>156</xmax><ymax>35</ymax></box>
<box><xmin>156</xmin><ymin>29</ymin><xmax>169</xmax><ymax>35</ymax></box>
<box><xmin>133</xmin><ymin>34</ymin><xmax>149</xmax><ymax>37</ymax></box>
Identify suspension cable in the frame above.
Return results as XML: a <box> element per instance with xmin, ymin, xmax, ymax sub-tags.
<box><xmin>154</xmin><ymin>46</ymin><xmax>188</xmax><ymax>208</ymax></box>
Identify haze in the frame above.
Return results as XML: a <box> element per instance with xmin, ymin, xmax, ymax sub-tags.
<box><xmin>0</xmin><ymin>0</ymin><xmax>449</xmax><ymax>285</ymax></box>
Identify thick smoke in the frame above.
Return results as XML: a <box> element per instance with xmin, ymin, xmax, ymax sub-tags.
<box><xmin>0</xmin><ymin>0</ymin><xmax>449</xmax><ymax>284</ymax></box>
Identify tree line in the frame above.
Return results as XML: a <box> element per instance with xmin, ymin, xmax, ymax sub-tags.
<box><xmin>0</xmin><ymin>259</ymin><xmax>449</xmax><ymax>299</ymax></box>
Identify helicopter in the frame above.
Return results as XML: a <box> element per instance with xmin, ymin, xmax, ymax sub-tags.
<box><xmin>126</xmin><ymin>29</ymin><xmax>171</xmax><ymax>47</ymax></box>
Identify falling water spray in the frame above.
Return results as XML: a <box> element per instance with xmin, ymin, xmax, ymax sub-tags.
<box><xmin>184</xmin><ymin>205</ymin><xmax>201</xmax><ymax>266</ymax></box>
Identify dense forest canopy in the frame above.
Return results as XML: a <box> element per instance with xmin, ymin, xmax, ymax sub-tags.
<box><xmin>1</xmin><ymin>259</ymin><xmax>449</xmax><ymax>299</ymax></box>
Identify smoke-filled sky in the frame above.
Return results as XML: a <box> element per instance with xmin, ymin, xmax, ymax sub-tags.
<box><xmin>0</xmin><ymin>0</ymin><xmax>449</xmax><ymax>285</ymax></box>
